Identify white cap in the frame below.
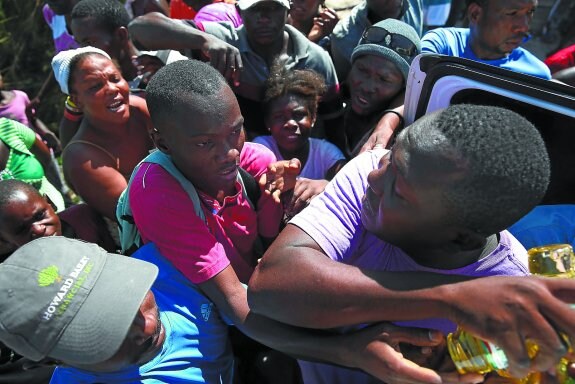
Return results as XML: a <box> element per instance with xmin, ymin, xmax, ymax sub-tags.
<box><xmin>51</xmin><ymin>46</ymin><xmax>111</xmax><ymax>95</ymax></box>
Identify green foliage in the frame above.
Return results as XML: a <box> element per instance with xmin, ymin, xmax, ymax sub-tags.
<box><xmin>38</xmin><ymin>265</ymin><xmax>61</xmax><ymax>287</ymax></box>
<box><xmin>0</xmin><ymin>0</ymin><xmax>66</xmax><ymax>131</ymax></box>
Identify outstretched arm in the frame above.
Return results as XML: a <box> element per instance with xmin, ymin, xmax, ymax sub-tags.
<box><xmin>249</xmin><ymin>224</ymin><xmax>575</xmax><ymax>378</ymax></box>
<box><xmin>128</xmin><ymin>12</ymin><xmax>242</xmax><ymax>85</ymax></box>
<box><xmin>201</xmin><ymin>265</ymin><xmax>481</xmax><ymax>384</ymax></box>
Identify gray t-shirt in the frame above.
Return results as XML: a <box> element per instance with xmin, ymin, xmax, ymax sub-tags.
<box><xmin>199</xmin><ymin>22</ymin><xmax>339</xmax><ymax>102</ymax></box>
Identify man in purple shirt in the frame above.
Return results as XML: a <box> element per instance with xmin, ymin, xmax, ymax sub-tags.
<box><xmin>248</xmin><ymin>104</ymin><xmax>575</xmax><ymax>383</ymax></box>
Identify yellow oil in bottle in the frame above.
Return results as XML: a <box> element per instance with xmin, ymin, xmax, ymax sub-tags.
<box><xmin>447</xmin><ymin>244</ymin><xmax>575</xmax><ymax>383</ymax></box>
<box><xmin>528</xmin><ymin>244</ymin><xmax>575</xmax><ymax>384</ymax></box>
<box><xmin>447</xmin><ymin>328</ymin><xmax>539</xmax><ymax>383</ymax></box>
<box><xmin>528</xmin><ymin>244</ymin><xmax>575</xmax><ymax>278</ymax></box>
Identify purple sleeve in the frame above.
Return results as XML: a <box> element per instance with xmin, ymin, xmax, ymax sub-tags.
<box><xmin>290</xmin><ymin>149</ymin><xmax>385</xmax><ymax>261</ymax></box>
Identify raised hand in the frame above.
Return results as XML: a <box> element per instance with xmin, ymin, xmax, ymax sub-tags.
<box><xmin>201</xmin><ymin>35</ymin><xmax>243</xmax><ymax>87</ymax></box>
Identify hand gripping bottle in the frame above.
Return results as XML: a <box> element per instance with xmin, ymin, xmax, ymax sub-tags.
<box><xmin>529</xmin><ymin>244</ymin><xmax>575</xmax><ymax>384</ymax></box>
<box><xmin>447</xmin><ymin>244</ymin><xmax>575</xmax><ymax>383</ymax></box>
<box><xmin>447</xmin><ymin>329</ymin><xmax>540</xmax><ymax>383</ymax></box>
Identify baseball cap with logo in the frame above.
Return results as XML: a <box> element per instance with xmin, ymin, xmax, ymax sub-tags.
<box><xmin>237</xmin><ymin>0</ymin><xmax>290</xmax><ymax>11</ymax></box>
<box><xmin>0</xmin><ymin>237</ymin><xmax>158</xmax><ymax>365</ymax></box>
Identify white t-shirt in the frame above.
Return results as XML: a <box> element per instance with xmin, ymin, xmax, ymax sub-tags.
<box><xmin>253</xmin><ymin>136</ymin><xmax>345</xmax><ymax>179</ymax></box>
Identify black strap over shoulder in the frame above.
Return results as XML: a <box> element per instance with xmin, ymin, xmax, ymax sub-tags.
<box><xmin>238</xmin><ymin>167</ymin><xmax>261</xmax><ymax>208</ymax></box>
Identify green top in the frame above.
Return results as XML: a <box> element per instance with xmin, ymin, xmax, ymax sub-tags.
<box><xmin>0</xmin><ymin>117</ymin><xmax>44</xmax><ymax>186</ymax></box>
<box><xmin>0</xmin><ymin>118</ymin><xmax>64</xmax><ymax>212</ymax></box>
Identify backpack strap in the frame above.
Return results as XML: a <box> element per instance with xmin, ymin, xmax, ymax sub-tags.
<box><xmin>117</xmin><ymin>150</ymin><xmax>266</xmax><ymax>256</ymax></box>
<box><xmin>238</xmin><ymin>167</ymin><xmax>261</xmax><ymax>209</ymax></box>
<box><xmin>117</xmin><ymin>150</ymin><xmax>206</xmax><ymax>254</ymax></box>
<box><xmin>236</xmin><ymin>167</ymin><xmax>266</xmax><ymax>260</ymax></box>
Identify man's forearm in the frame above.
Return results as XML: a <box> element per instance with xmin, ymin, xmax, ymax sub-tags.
<box><xmin>248</xmin><ymin>235</ymin><xmax>468</xmax><ymax>329</ymax></box>
<box><xmin>129</xmin><ymin>12</ymin><xmax>209</xmax><ymax>51</ymax></box>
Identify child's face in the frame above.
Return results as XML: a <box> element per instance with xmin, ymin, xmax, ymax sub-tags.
<box><xmin>70</xmin><ymin>54</ymin><xmax>130</xmax><ymax>124</ymax></box>
<box><xmin>154</xmin><ymin>85</ymin><xmax>245</xmax><ymax>200</ymax></box>
<box><xmin>349</xmin><ymin>55</ymin><xmax>404</xmax><ymax>117</ymax></box>
<box><xmin>361</xmin><ymin>131</ymin><xmax>464</xmax><ymax>255</ymax></box>
<box><xmin>265</xmin><ymin>94</ymin><xmax>314</xmax><ymax>154</ymax></box>
<box><xmin>0</xmin><ymin>191</ymin><xmax>62</xmax><ymax>249</ymax></box>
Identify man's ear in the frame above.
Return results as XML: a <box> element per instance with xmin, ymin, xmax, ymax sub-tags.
<box><xmin>452</xmin><ymin>229</ymin><xmax>486</xmax><ymax>252</ymax></box>
<box><xmin>151</xmin><ymin>128</ymin><xmax>171</xmax><ymax>155</ymax></box>
<box><xmin>22</xmin><ymin>357</ymin><xmax>60</xmax><ymax>370</ymax></box>
<box><xmin>467</xmin><ymin>2</ymin><xmax>483</xmax><ymax>25</ymax></box>
<box><xmin>115</xmin><ymin>26</ymin><xmax>130</xmax><ymax>44</ymax></box>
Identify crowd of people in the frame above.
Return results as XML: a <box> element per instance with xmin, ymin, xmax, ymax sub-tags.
<box><xmin>0</xmin><ymin>0</ymin><xmax>574</xmax><ymax>383</ymax></box>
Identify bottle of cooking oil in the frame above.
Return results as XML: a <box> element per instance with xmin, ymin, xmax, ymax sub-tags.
<box><xmin>447</xmin><ymin>328</ymin><xmax>540</xmax><ymax>383</ymax></box>
<box><xmin>529</xmin><ymin>244</ymin><xmax>575</xmax><ymax>384</ymax></box>
<box><xmin>528</xmin><ymin>244</ymin><xmax>575</xmax><ymax>278</ymax></box>
<box><xmin>446</xmin><ymin>244</ymin><xmax>575</xmax><ymax>383</ymax></box>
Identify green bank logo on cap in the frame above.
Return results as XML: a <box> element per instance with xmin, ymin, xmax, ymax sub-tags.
<box><xmin>41</xmin><ymin>256</ymin><xmax>94</xmax><ymax>322</ymax></box>
<box><xmin>38</xmin><ymin>266</ymin><xmax>62</xmax><ymax>287</ymax></box>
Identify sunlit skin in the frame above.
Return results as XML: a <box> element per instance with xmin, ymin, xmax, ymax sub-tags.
<box><xmin>69</xmin><ymin>291</ymin><xmax>166</xmax><ymax>373</ymax></box>
<box><xmin>69</xmin><ymin>54</ymin><xmax>131</xmax><ymax>125</ymax></box>
<box><xmin>0</xmin><ymin>191</ymin><xmax>62</xmax><ymax>250</ymax></box>
<box><xmin>360</xmin><ymin>130</ymin><xmax>477</xmax><ymax>268</ymax></box>
<box><xmin>241</xmin><ymin>2</ymin><xmax>288</xmax><ymax>49</ymax></box>
<box><xmin>349</xmin><ymin>55</ymin><xmax>404</xmax><ymax>117</ymax></box>
<box><xmin>265</xmin><ymin>93</ymin><xmax>314</xmax><ymax>162</ymax></box>
<box><xmin>152</xmin><ymin>85</ymin><xmax>246</xmax><ymax>202</ymax></box>
<box><xmin>469</xmin><ymin>0</ymin><xmax>537</xmax><ymax>60</ymax></box>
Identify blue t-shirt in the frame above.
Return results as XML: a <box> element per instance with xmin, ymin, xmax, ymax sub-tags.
<box><xmin>421</xmin><ymin>27</ymin><xmax>551</xmax><ymax>79</ymax></box>
<box><xmin>50</xmin><ymin>243</ymin><xmax>234</xmax><ymax>383</ymax></box>
<box><xmin>508</xmin><ymin>205</ymin><xmax>575</xmax><ymax>250</ymax></box>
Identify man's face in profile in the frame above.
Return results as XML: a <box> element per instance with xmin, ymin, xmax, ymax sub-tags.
<box><xmin>360</xmin><ymin>129</ymin><xmax>466</xmax><ymax>256</ymax></box>
<box><xmin>67</xmin><ymin>291</ymin><xmax>165</xmax><ymax>373</ymax></box>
